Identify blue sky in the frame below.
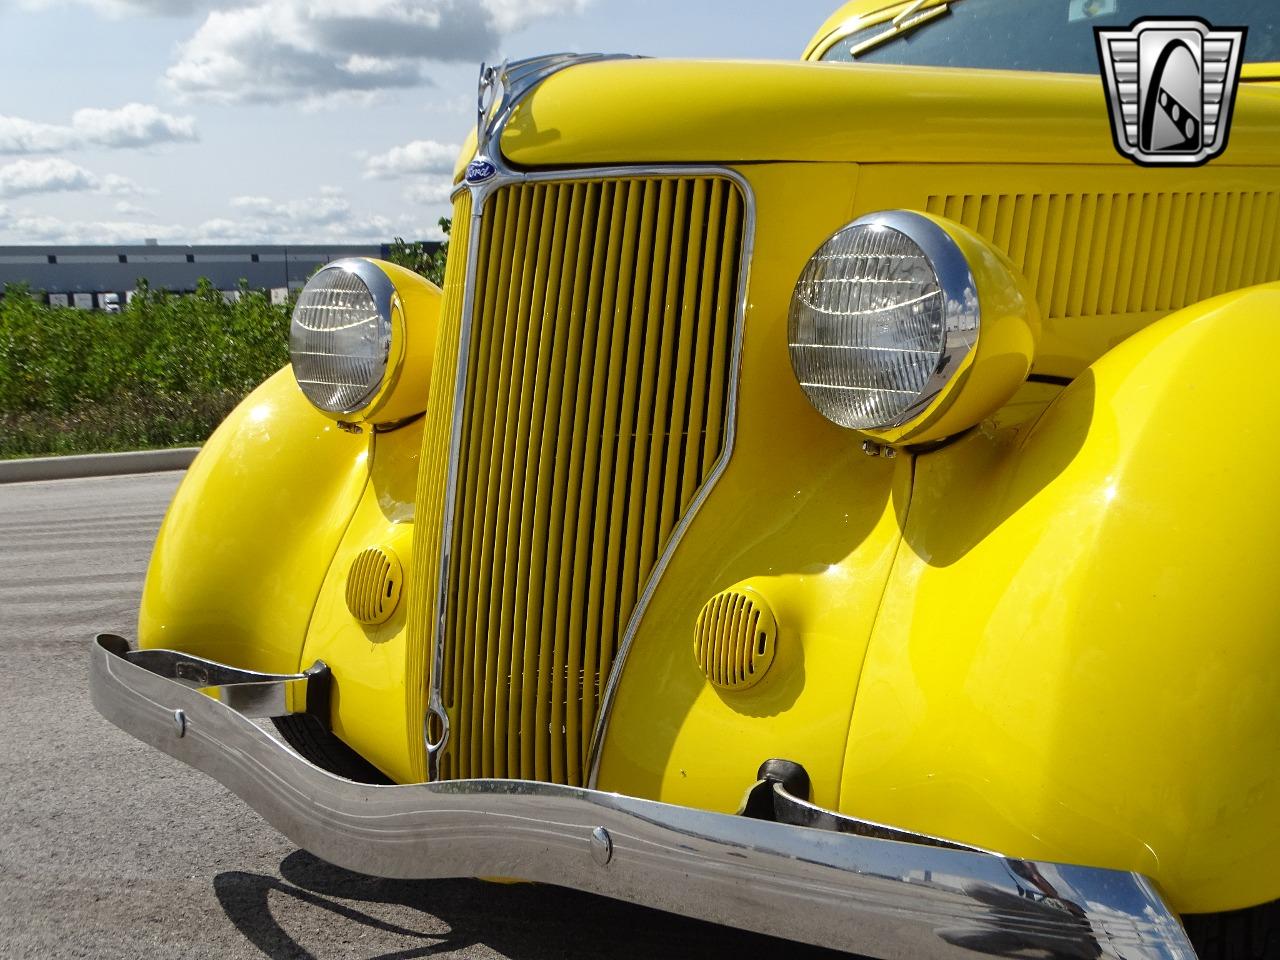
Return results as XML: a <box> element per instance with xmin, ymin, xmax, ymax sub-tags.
<box><xmin>0</xmin><ymin>0</ymin><xmax>839</xmax><ymax>244</ymax></box>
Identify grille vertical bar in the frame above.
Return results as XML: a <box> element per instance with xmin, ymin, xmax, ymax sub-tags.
<box><xmin>429</xmin><ymin>175</ymin><xmax>744</xmax><ymax>785</ymax></box>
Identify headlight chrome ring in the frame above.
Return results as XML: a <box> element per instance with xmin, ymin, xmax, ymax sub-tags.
<box><xmin>789</xmin><ymin>209</ymin><xmax>980</xmax><ymax>432</ymax></box>
<box><xmin>290</xmin><ymin>258</ymin><xmax>397</xmax><ymax>416</ymax></box>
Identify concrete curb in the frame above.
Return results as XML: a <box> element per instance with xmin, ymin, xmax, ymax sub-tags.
<box><xmin>0</xmin><ymin>447</ymin><xmax>200</xmax><ymax>484</ymax></box>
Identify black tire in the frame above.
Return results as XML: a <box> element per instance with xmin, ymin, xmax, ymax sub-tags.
<box><xmin>272</xmin><ymin>715</ymin><xmax>391</xmax><ymax>784</ymax></box>
<box><xmin>1184</xmin><ymin>901</ymin><xmax>1280</xmax><ymax>960</ymax></box>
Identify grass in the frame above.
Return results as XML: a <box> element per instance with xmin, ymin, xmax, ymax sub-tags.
<box><xmin>0</xmin><ymin>280</ymin><xmax>290</xmax><ymax>459</ymax></box>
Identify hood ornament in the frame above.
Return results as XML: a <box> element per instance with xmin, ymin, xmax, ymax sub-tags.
<box><xmin>467</xmin><ymin>61</ymin><xmax>502</xmax><ymax>182</ymax></box>
<box><xmin>464</xmin><ymin>53</ymin><xmax>643</xmax><ymax>187</ymax></box>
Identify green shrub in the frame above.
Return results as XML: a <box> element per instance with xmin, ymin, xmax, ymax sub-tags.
<box><xmin>0</xmin><ymin>280</ymin><xmax>292</xmax><ymax>459</ymax></box>
<box><xmin>387</xmin><ymin>217</ymin><xmax>452</xmax><ymax>287</ymax></box>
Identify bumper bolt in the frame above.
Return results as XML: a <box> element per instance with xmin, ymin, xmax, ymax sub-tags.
<box><xmin>173</xmin><ymin>709</ymin><xmax>187</xmax><ymax>738</ymax></box>
<box><xmin>590</xmin><ymin>826</ymin><xmax>613</xmax><ymax>866</ymax></box>
<box><xmin>862</xmin><ymin>439</ymin><xmax>897</xmax><ymax>459</ymax></box>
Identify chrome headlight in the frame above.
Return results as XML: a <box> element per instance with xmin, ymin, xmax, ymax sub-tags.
<box><xmin>290</xmin><ymin>260</ymin><xmax>395</xmax><ymax>415</ymax></box>
<box><xmin>789</xmin><ymin>209</ymin><xmax>1040</xmax><ymax>445</ymax></box>
<box><xmin>788</xmin><ymin>210</ymin><xmax>978</xmax><ymax>432</ymax></box>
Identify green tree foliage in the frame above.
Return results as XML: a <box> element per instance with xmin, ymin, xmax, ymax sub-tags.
<box><xmin>386</xmin><ymin>217</ymin><xmax>452</xmax><ymax>286</ymax></box>
<box><xmin>0</xmin><ymin>221</ymin><xmax>461</xmax><ymax>459</ymax></box>
<box><xmin>0</xmin><ymin>279</ymin><xmax>291</xmax><ymax>458</ymax></box>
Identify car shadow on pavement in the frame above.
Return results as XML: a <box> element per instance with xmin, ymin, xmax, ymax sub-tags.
<box><xmin>214</xmin><ymin>850</ymin><xmax>850</xmax><ymax>960</ymax></box>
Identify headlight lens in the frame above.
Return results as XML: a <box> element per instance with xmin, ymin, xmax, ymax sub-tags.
<box><xmin>290</xmin><ymin>261</ymin><xmax>394</xmax><ymax>414</ymax></box>
<box><xmin>788</xmin><ymin>211</ymin><xmax>977</xmax><ymax>431</ymax></box>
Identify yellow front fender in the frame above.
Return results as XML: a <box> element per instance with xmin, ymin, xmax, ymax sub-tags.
<box><xmin>841</xmin><ymin>282</ymin><xmax>1280</xmax><ymax>914</ymax></box>
<box><xmin>138</xmin><ymin>368</ymin><xmax>369</xmax><ymax>672</ymax></box>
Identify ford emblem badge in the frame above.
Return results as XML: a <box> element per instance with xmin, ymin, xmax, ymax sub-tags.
<box><xmin>465</xmin><ymin>159</ymin><xmax>497</xmax><ymax>183</ymax></box>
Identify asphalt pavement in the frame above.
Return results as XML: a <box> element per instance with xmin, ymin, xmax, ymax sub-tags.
<box><xmin>0</xmin><ymin>472</ymin><xmax>848</xmax><ymax>960</ymax></box>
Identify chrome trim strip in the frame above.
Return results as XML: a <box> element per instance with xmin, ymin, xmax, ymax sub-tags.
<box><xmin>90</xmin><ymin>633</ymin><xmax>1198</xmax><ymax>960</ymax></box>
<box><xmin>422</xmin><ymin>178</ymin><xmax>483</xmax><ymax>778</ymax></box>
<box><xmin>808</xmin><ymin>9</ymin><xmax>891</xmax><ymax>60</ymax></box>
<box><xmin>95</xmin><ymin>634</ymin><xmax>328</xmax><ymax>721</ymax></box>
<box><xmin>808</xmin><ymin>0</ymin><xmax>961</xmax><ymax>62</ymax></box>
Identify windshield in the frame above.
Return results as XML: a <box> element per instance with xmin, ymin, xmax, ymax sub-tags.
<box><xmin>819</xmin><ymin>0</ymin><xmax>1278</xmax><ymax>72</ymax></box>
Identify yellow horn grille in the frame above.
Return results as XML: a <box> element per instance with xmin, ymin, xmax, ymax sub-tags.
<box><xmin>346</xmin><ymin>546</ymin><xmax>403</xmax><ymax>625</ymax></box>
<box><xmin>694</xmin><ymin>585</ymin><xmax>777</xmax><ymax>691</ymax></box>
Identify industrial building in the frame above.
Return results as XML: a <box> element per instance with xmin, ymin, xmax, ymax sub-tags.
<box><xmin>0</xmin><ymin>242</ymin><xmax>437</xmax><ymax>309</ymax></box>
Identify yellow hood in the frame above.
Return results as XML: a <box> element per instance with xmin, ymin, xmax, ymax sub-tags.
<box><xmin>494</xmin><ymin>57</ymin><xmax>1280</xmax><ymax>169</ymax></box>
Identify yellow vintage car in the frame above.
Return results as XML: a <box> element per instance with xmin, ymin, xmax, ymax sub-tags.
<box><xmin>90</xmin><ymin>1</ymin><xmax>1280</xmax><ymax>957</ymax></box>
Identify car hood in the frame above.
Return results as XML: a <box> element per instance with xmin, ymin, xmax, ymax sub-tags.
<box><xmin>493</xmin><ymin>57</ymin><xmax>1280</xmax><ymax>170</ymax></box>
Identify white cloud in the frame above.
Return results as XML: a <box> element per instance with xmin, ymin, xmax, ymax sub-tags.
<box><xmin>228</xmin><ymin>194</ymin><xmax>274</xmax><ymax>212</ymax></box>
<box><xmin>0</xmin><ymin>158</ymin><xmax>96</xmax><ymax>197</ymax></box>
<box><xmin>0</xmin><ymin>117</ymin><xmax>75</xmax><ymax>155</ymax></box>
<box><xmin>166</xmin><ymin>0</ymin><xmax>588</xmax><ymax>104</ymax></box>
<box><xmin>0</xmin><ymin>201</ymin><xmax>184</xmax><ymax>244</ymax></box>
<box><xmin>0</xmin><ymin>103</ymin><xmax>197</xmax><ymax>155</ymax></box>
<box><xmin>230</xmin><ymin>190</ymin><xmax>356</xmax><ymax>227</ymax></box>
<box><xmin>70</xmin><ymin>104</ymin><xmax>197</xmax><ymax>149</ymax></box>
<box><xmin>404</xmin><ymin>176</ymin><xmax>454</xmax><ymax>205</ymax></box>
<box><xmin>214</xmin><ymin>186</ymin><xmax>428</xmax><ymax>241</ymax></box>
<box><xmin>481</xmin><ymin>0</ymin><xmax>586</xmax><ymax>31</ymax></box>
<box><xmin>114</xmin><ymin>199</ymin><xmax>153</xmax><ymax>216</ymax></box>
<box><xmin>0</xmin><ymin>214</ymin><xmax>436</xmax><ymax>245</ymax></box>
<box><xmin>166</xmin><ymin>1</ymin><xmax>465</xmax><ymax>103</ymax></box>
<box><xmin>0</xmin><ymin>214</ymin><xmax>189</xmax><ymax>245</ymax></box>
<box><xmin>0</xmin><ymin>158</ymin><xmax>144</xmax><ymax>198</ymax></box>
<box><xmin>0</xmin><ymin>186</ymin><xmax>442</xmax><ymax>244</ymax></box>
<box><xmin>98</xmin><ymin>173</ymin><xmax>146</xmax><ymax>196</ymax></box>
<box><xmin>419</xmin><ymin>218</ymin><xmax>450</xmax><ymax>241</ymax></box>
<box><xmin>16</xmin><ymin>0</ymin><xmax>230</xmax><ymax>16</ymax></box>
<box><xmin>364</xmin><ymin>139</ymin><xmax>458</xmax><ymax>178</ymax></box>
<box><xmin>20</xmin><ymin>0</ymin><xmax>588</xmax><ymax>28</ymax></box>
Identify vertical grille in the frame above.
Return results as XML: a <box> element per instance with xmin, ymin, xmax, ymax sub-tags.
<box><xmin>422</xmin><ymin>175</ymin><xmax>744</xmax><ymax>786</ymax></box>
<box><xmin>925</xmin><ymin>190</ymin><xmax>1280</xmax><ymax>319</ymax></box>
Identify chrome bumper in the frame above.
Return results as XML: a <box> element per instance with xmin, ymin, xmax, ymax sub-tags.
<box><xmin>89</xmin><ymin>634</ymin><xmax>1197</xmax><ymax>960</ymax></box>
